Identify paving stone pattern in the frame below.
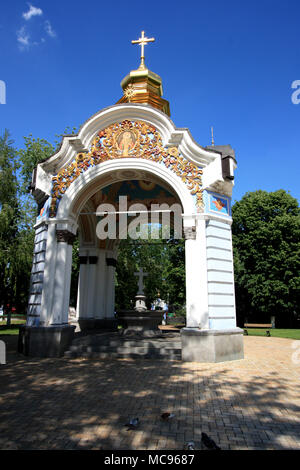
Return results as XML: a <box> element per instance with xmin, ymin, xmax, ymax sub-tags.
<box><xmin>0</xmin><ymin>336</ymin><xmax>299</xmax><ymax>450</ymax></box>
<box><xmin>65</xmin><ymin>330</ymin><xmax>182</xmax><ymax>360</ymax></box>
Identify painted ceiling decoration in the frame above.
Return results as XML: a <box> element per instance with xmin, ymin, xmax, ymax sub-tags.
<box><xmin>50</xmin><ymin>120</ymin><xmax>203</xmax><ymax>217</ymax></box>
<box><xmin>89</xmin><ymin>180</ymin><xmax>178</xmax><ymax>212</ymax></box>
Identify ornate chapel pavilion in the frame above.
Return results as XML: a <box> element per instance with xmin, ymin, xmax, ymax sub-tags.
<box><xmin>19</xmin><ymin>32</ymin><xmax>244</xmax><ymax>362</ymax></box>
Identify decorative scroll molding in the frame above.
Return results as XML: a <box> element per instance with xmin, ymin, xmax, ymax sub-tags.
<box><xmin>50</xmin><ymin>120</ymin><xmax>203</xmax><ymax>217</ymax></box>
<box><xmin>56</xmin><ymin>230</ymin><xmax>76</xmax><ymax>245</ymax></box>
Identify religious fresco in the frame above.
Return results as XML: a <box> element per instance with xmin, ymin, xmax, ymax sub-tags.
<box><xmin>50</xmin><ymin>120</ymin><xmax>203</xmax><ymax>217</ymax></box>
<box><xmin>115</xmin><ymin>129</ymin><xmax>138</xmax><ymax>156</ymax></box>
<box><xmin>90</xmin><ymin>180</ymin><xmax>179</xmax><ymax>212</ymax></box>
<box><xmin>37</xmin><ymin>197</ymin><xmax>51</xmax><ymax>219</ymax></box>
<box><xmin>203</xmin><ymin>190</ymin><xmax>231</xmax><ymax>217</ymax></box>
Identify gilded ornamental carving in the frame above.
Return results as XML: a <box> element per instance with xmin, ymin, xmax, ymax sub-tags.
<box><xmin>50</xmin><ymin>120</ymin><xmax>203</xmax><ymax>217</ymax></box>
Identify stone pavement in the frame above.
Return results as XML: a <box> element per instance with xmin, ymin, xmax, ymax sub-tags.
<box><xmin>0</xmin><ymin>335</ymin><xmax>299</xmax><ymax>450</ymax></box>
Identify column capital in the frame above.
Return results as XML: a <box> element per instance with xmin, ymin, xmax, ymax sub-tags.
<box><xmin>56</xmin><ymin>229</ymin><xmax>76</xmax><ymax>245</ymax></box>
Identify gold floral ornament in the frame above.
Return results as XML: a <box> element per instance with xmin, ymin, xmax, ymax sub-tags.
<box><xmin>50</xmin><ymin>120</ymin><xmax>203</xmax><ymax>217</ymax></box>
<box><xmin>165</xmin><ymin>147</ymin><xmax>203</xmax><ymax>208</ymax></box>
<box><xmin>124</xmin><ymin>84</ymin><xmax>135</xmax><ymax>101</ymax></box>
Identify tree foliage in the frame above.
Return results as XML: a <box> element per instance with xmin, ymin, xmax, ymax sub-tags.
<box><xmin>232</xmin><ymin>190</ymin><xmax>300</xmax><ymax>326</ymax></box>
<box><xmin>18</xmin><ymin>127</ymin><xmax>77</xmax><ymax>194</ymax></box>
<box><xmin>18</xmin><ymin>135</ymin><xmax>55</xmax><ymax>193</ymax></box>
<box><xmin>0</xmin><ymin>131</ymin><xmax>59</xmax><ymax>314</ymax></box>
<box><xmin>0</xmin><ymin>128</ymin><xmax>80</xmax><ymax>314</ymax></box>
<box><xmin>115</xmin><ymin>229</ymin><xmax>185</xmax><ymax>312</ymax></box>
<box><xmin>0</xmin><ymin>131</ymin><xmax>35</xmax><ymax>312</ymax></box>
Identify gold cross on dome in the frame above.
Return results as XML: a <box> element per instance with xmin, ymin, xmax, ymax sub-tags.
<box><xmin>131</xmin><ymin>31</ymin><xmax>155</xmax><ymax>69</ymax></box>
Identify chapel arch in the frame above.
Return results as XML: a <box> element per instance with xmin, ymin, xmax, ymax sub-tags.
<box><xmin>72</xmin><ymin>173</ymin><xmax>185</xmax><ymax>330</ymax></box>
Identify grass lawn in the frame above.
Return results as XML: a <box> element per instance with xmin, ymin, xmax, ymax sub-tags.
<box><xmin>1</xmin><ymin>319</ymin><xmax>299</xmax><ymax>340</ymax></box>
<box><xmin>244</xmin><ymin>328</ymin><xmax>300</xmax><ymax>340</ymax></box>
<box><xmin>0</xmin><ymin>319</ymin><xmax>25</xmax><ymax>336</ymax></box>
<box><xmin>0</xmin><ymin>328</ymin><xmax>20</xmax><ymax>335</ymax></box>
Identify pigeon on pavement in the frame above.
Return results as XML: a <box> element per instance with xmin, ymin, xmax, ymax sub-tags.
<box><xmin>161</xmin><ymin>412</ymin><xmax>175</xmax><ymax>421</ymax></box>
<box><xmin>185</xmin><ymin>441</ymin><xmax>195</xmax><ymax>450</ymax></box>
<box><xmin>125</xmin><ymin>418</ymin><xmax>139</xmax><ymax>430</ymax></box>
<box><xmin>201</xmin><ymin>432</ymin><xmax>221</xmax><ymax>450</ymax></box>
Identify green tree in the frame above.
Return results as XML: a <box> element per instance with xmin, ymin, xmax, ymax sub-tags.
<box><xmin>115</xmin><ymin>227</ymin><xmax>185</xmax><ymax>312</ymax></box>
<box><xmin>115</xmin><ymin>239</ymin><xmax>140</xmax><ymax>310</ymax></box>
<box><xmin>18</xmin><ymin>134</ymin><xmax>55</xmax><ymax>194</ymax></box>
<box><xmin>0</xmin><ymin>130</ymin><xmax>32</xmax><ymax>317</ymax></box>
<box><xmin>15</xmin><ymin>134</ymin><xmax>56</xmax><ymax>314</ymax></box>
<box><xmin>18</xmin><ymin>127</ymin><xmax>77</xmax><ymax>195</ymax></box>
<box><xmin>162</xmin><ymin>238</ymin><xmax>185</xmax><ymax>309</ymax></box>
<box><xmin>232</xmin><ymin>190</ymin><xmax>300</xmax><ymax>327</ymax></box>
<box><xmin>0</xmin><ymin>129</ymin><xmax>80</xmax><ymax>318</ymax></box>
<box><xmin>17</xmin><ymin>131</ymin><xmax>80</xmax><ymax>312</ymax></box>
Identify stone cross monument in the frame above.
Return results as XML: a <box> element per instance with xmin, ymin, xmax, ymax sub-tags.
<box><xmin>134</xmin><ymin>268</ymin><xmax>148</xmax><ymax>295</ymax></box>
<box><xmin>134</xmin><ymin>268</ymin><xmax>148</xmax><ymax>311</ymax></box>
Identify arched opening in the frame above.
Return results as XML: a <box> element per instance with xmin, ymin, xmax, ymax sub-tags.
<box><xmin>69</xmin><ymin>173</ymin><xmax>186</xmax><ymax>332</ymax></box>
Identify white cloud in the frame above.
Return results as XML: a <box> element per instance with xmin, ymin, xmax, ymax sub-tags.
<box><xmin>44</xmin><ymin>20</ymin><xmax>56</xmax><ymax>38</ymax></box>
<box><xmin>17</xmin><ymin>5</ymin><xmax>56</xmax><ymax>51</ymax></box>
<box><xmin>22</xmin><ymin>4</ymin><xmax>43</xmax><ymax>21</ymax></box>
<box><xmin>17</xmin><ymin>26</ymin><xmax>30</xmax><ymax>49</ymax></box>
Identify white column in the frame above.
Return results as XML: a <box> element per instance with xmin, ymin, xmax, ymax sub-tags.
<box><xmin>51</xmin><ymin>240</ymin><xmax>73</xmax><ymax>325</ymax></box>
<box><xmin>86</xmin><ymin>252</ymin><xmax>98</xmax><ymax>318</ymax></box>
<box><xmin>39</xmin><ymin>222</ymin><xmax>77</xmax><ymax>326</ymax></box>
<box><xmin>39</xmin><ymin>223</ymin><xmax>57</xmax><ymax>326</ymax></box>
<box><xmin>76</xmin><ymin>252</ymin><xmax>89</xmax><ymax>320</ymax></box>
<box><xmin>105</xmin><ymin>251</ymin><xmax>117</xmax><ymax>319</ymax></box>
<box><xmin>184</xmin><ymin>219</ymin><xmax>209</xmax><ymax>329</ymax></box>
<box><xmin>206</xmin><ymin>217</ymin><xmax>236</xmax><ymax>330</ymax></box>
<box><xmin>94</xmin><ymin>250</ymin><xmax>106</xmax><ymax>320</ymax></box>
<box><xmin>27</xmin><ymin>220</ymin><xmax>48</xmax><ymax>327</ymax></box>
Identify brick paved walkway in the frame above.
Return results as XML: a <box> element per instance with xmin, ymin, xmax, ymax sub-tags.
<box><xmin>0</xmin><ymin>336</ymin><xmax>299</xmax><ymax>450</ymax></box>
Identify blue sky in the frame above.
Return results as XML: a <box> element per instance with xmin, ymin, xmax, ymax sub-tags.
<box><xmin>0</xmin><ymin>0</ymin><xmax>299</xmax><ymax>203</ymax></box>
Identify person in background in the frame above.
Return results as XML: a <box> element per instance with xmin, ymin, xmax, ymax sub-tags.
<box><xmin>162</xmin><ymin>303</ymin><xmax>168</xmax><ymax>325</ymax></box>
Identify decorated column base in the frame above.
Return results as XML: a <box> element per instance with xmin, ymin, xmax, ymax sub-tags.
<box><xmin>180</xmin><ymin>328</ymin><xmax>244</xmax><ymax>363</ymax></box>
<box><xmin>18</xmin><ymin>325</ymin><xmax>76</xmax><ymax>358</ymax></box>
